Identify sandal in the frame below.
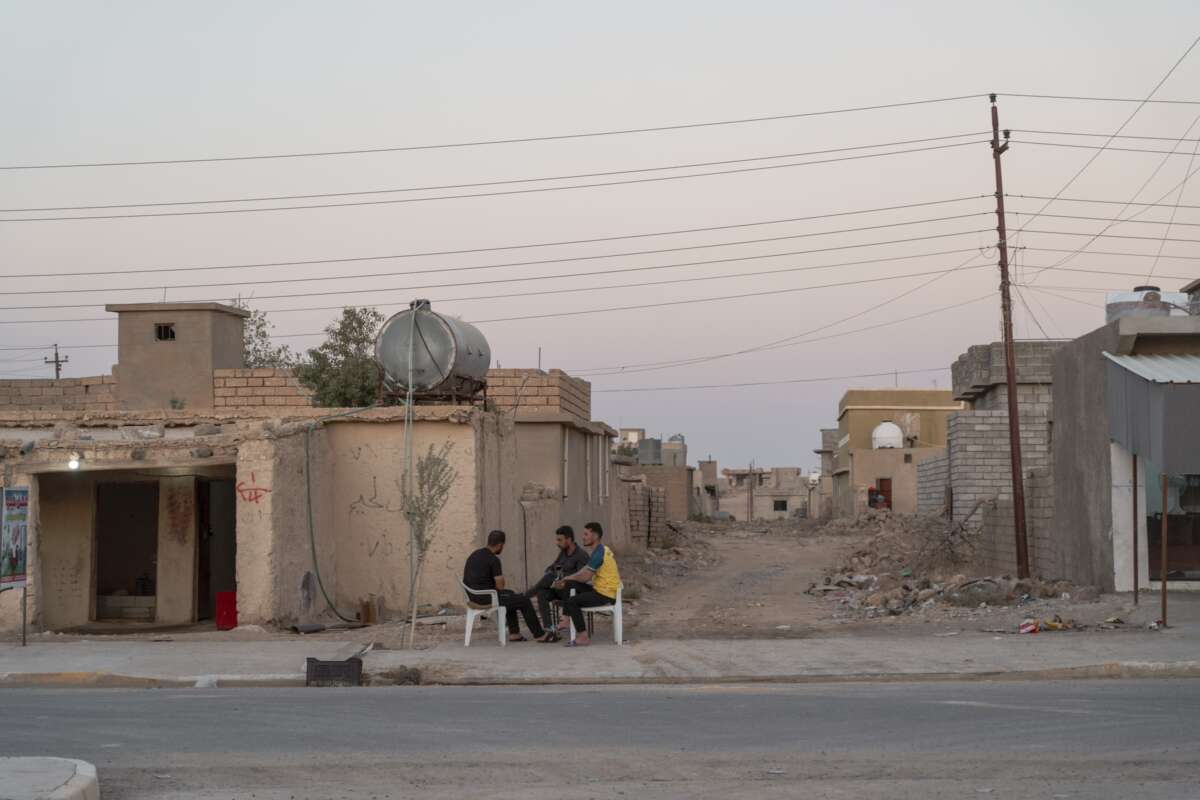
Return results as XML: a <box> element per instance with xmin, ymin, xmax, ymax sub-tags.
<box><xmin>537</xmin><ymin>632</ymin><xmax>560</xmax><ymax>643</ymax></box>
<box><xmin>564</xmin><ymin>639</ymin><xmax>590</xmax><ymax>647</ymax></box>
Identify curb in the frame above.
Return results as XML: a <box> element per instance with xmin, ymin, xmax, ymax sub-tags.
<box><xmin>0</xmin><ymin>757</ymin><xmax>99</xmax><ymax>800</ymax></box>
<box><xmin>3</xmin><ymin>661</ymin><xmax>1198</xmax><ymax>689</ymax></box>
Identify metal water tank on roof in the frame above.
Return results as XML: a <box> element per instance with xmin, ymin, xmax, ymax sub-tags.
<box><xmin>871</xmin><ymin>422</ymin><xmax>904</xmax><ymax>450</ymax></box>
<box><xmin>375</xmin><ymin>300</ymin><xmax>491</xmax><ymax>397</ymax></box>
<box><xmin>1105</xmin><ymin>285</ymin><xmax>1186</xmax><ymax>323</ymax></box>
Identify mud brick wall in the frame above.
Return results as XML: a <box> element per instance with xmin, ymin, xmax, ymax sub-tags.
<box><xmin>487</xmin><ymin>369</ymin><xmax>591</xmax><ymax>421</ymax></box>
<box><xmin>214</xmin><ymin>369</ymin><xmax>314</xmax><ymax>408</ymax></box>
<box><xmin>0</xmin><ymin>376</ymin><xmax>117</xmax><ymax>412</ymax></box>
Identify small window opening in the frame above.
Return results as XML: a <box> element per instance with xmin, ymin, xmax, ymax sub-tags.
<box><xmin>904</xmin><ymin>453</ymin><xmax>913</xmax><ymax>464</ymax></box>
<box><xmin>155</xmin><ymin>323</ymin><xmax>176</xmax><ymax>341</ymax></box>
<box><xmin>773</xmin><ymin>500</ymin><xmax>788</xmax><ymax>512</ymax></box>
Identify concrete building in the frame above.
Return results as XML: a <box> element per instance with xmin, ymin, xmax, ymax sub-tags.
<box><xmin>0</xmin><ymin>305</ymin><xmax>628</xmax><ymax>633</ymax></box>
<box><xmin>831</xmin><ymin>389</ymin><xmax>962</xmax><ymax>518</ymax></box>
<box><xmin>1052</xmin><ymin>313</ymin><xmax>1200</xmax><ymax>592</ymax></box>
<box><xmin>720</xmin><ymin>467</ymin><xmax>809</xmax><ymax>520</ymax></box>
<box><xmin>693</xmin><ymin>458</ymin><xmax>719</xmax><ymax>517</ymax></box>
<box><xmin>812</xmin><ymin>428</ymin><xmax>838</xmax><ymax>519</ymax></box>
<box><xmin>662</xmin><ymin>434</ymin><xmax>687</xmax><ymax>467</ymax></box>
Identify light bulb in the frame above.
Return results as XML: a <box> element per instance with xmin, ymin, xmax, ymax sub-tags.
<box><xmin>67</xmin><ymin>452</ymin><xmax>82</xmax><ymax>470</ymax></box>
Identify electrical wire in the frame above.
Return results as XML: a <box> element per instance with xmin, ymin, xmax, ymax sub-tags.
<box><xmin>0</xmin><ymin>140</ymin><xmax>990</xmax><ymax>222</ymax></box>
<box><xmin>0</xmin><ymin>94</ymin><xmax>988</xmax><ymax>170</ymax></box>
<box><xmin>1012</xmin><ymin>129</ymin><xmax>1200</xmax><ymax>143</ymax></box>
<box><xmin>999</xmin><ymin>92</ymin><xmax>1200</xmax><ymax>105</ymax></box>
<box><xmin>570</xmin><ymin>250</ymin><xmax>991</xmax><ymax>375</ymax></box>
<box><xmin>0</xmin><ymin>228</ymin><xmax>996</xmax><ymax>313</ymax></box>
<box><xmin>0</xmin><ymin>133</ymin><xmax>989</xmax><ymax>214</ymax></box>
<box><xmin>1015</xmin><ymin>139</ymin><xmax>1200</xmax><ymax>157</ymax></box>
<box><xmin>593</xmin><ymin>367</ymin><xmax>950</xmax><ymax>393</ymax></box>
<box><xmin>1147</xmin><ymin>128</ymin><xmax>1200</xmax><ymax>281</ymax></box>
<box><xmin>0</xmin><ymin>194</ymin><xmax>990</xmax><ymax>280</ymax></box>
<box><xmin>0</xmin><ymin>213</ymin><xmax>993</xmax><ymax>298</ymax></box>
<box><xmin>1007</xmin><ymin>193</ymin><xmax>1200</xmax><ymax>211</ymax></box>
<box><xmin>1003</xmin><ymin>35</ymin><xmax>1200</xmax><ymax>261</ymax></box>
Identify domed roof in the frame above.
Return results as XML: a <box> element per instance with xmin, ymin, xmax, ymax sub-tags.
<box><xmin>871</xmin><ymin>421</ymin><xmax>904</xmax><ymax>449</ymax></box>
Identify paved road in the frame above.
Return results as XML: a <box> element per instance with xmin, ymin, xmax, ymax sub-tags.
<box><xmin>6</xmin><ymin>680</ymin><xmax>1198</xmax><ymax>799</ymax></box>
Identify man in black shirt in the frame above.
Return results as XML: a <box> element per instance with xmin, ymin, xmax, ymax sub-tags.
<box><xmin>462</xmin><ymin>530</ymin><xmax>548</xmax><ymax>642</ymax></box>
<box><xmin>527</xmin><ymin>526</ymin><xmax>593</xmax><ymax>636</ymax></box>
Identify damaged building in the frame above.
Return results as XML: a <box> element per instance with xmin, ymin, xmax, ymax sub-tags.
<box><xmin>0</xmin><ymin>302</ymin><xmax>630</xmax><ymax>633</ymax></box>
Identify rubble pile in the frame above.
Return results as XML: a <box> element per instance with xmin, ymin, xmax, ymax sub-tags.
<box><xmin>825</xmin><ymin>509</ymin><xmax>976</xmax><ymax>576</ymax></box>
<box><xmin>809</xmin><ymin>572</ymin><xmax>1098</xmax><ymax>618</ymax></box>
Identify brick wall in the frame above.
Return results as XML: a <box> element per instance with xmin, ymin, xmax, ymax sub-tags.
<box><xmin>631</xmin><ymin>464</ymin><xmax>691</xmax><ymax>521</ymax></box>
<box><xmin>626</xmin><ymin>483</ymin><xmax>667</xmax><ymax>548</ymax></box>
<box><xmin>949</xmin><ymin>410</ymin><xmax>1055</xmax><ymax>576</ymax></box>
<box><xmin>487</xmin><ymin>369</ymin><xmax>591</xmax><ymax>421</ymax></box>
<box><xmin>916</xmin><ymin>452</ymin><xmax>950</xmax><ymax>515</ymax></box>
<box><xmin>214</xmin><ymin>368</ymin><xmax>313</xmax><ymax>408</ymax></box>
<box><xmin>0</xmin><ymin>376</ymin><xmax>117</xmax><ymax>412</ymax></box>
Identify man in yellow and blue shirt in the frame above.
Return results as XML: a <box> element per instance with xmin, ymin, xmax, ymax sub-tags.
<box><xmin>554</xmin><ymin>521</ymin><xmax>620</xmax><ymax>647</ymax></box>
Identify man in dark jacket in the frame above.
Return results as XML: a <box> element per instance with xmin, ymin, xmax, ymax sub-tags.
<box><xmin>462</xmin><ymin>530</ymin><xmax>548</xmax><ymax>642</ymax></box>
<box><xmin>528</xmin><ymin>526</ymin><xmax>592</xmax><ymax>636</ymax></box>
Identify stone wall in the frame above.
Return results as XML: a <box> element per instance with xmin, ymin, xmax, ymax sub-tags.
<box><xmin>0</xmin><ymin>376</ymin><xmax>117</xmax><ymax>413</ymax></box>
<box><xmin>214</xmin><ymin>368</ymin><xmax>313</xmax><ymax>409</ymax></box>
<box><xmin>626</xmin><ymin>482</ymin><xmax>667</xmax><ymax>548</ymax></box>
<box><xmin>916</xmin><ymin>452</ymin><xmax>950</xmax><ymax>515</ymax></box>
<box><xmin>487</xmin><ymin>369</ymin><xmax>591</xmax><ymax>421</ymax></box>
<box><xmin>952</xmin><ymin>341</ymin><xmax>1062</xmax><ymax>402</ymax></box>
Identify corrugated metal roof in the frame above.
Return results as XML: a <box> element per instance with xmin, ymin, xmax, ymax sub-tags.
<box><xmin>1103</xmin><ymin>352</ymin><xmax>1200</xmax><ymax>384</ymax></box>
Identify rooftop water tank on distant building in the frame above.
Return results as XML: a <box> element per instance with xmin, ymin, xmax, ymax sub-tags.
<box><xmin>1105</xmin><ymin>286</ymin><xmax>1186</xmax><ymax>324</ymax></box>
<box><xmin>871</xmin><ymin>422</ymin><xmax>904</xmax><ymax>450</ymax></box>
<box><xmin>375</xmin><ymin>299</ymin><xmax>491</xmax><ymax>398</ymax></box>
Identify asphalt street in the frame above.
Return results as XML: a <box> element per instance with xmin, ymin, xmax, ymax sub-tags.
<box><xmin>8</xmin><ymin>680</ymin><xmax>1199</xmax><ymax>799</ymax></box>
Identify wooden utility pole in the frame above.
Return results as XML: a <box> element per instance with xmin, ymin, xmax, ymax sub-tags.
<box><xmin>44</xmin><ymin>343</ymin><xmax>68</xmax><ymax>379</ymax></box>
<box><xmin>748</xmin><ymin>459</ymin><xmax>755</xmax><ymax>523</ymax></box>
<box><xmin>989</xmin><ymin>94</ymin><xmax>1031</xmax><ymax>579</ymax></box>
<box><xmin>1161</xmin><ymin>474</ymin><xmax>1170</xmax><ymax>625</ymax></box>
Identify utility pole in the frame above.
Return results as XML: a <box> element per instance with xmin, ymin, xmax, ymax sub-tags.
<box><xmin>44</xmin><ymin>344</ymin><xmax>68</xmax><ymax>379</ymax></box>
<box><xmin>989</xmin><ymin>94</ymin><xmax>1031</xmax><ymax>579</ymax></box>
<box><xmin>747</xmin><ymin>459</ymin><xmax>754</xmax><ymax>523</ymax></box>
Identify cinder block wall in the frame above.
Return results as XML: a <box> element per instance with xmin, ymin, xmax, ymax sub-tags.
<box><xmin>487</xmin><ymin>369</ymin><xmax>591</xmax><ymax>421</ymax></box>
<box><xmin>214</xmin><ymin>368</ymin><xmax>313</xmax><ymax>408</ymax></box>
<box><xmin>626</xmin><ymin>483</ymin><xmax>667</xmax><ymax>548</ymax></box>
<box><xmin>916</xmin><ymin>453</ymin><xmax>950</xmax><ymax>515</ymax></box>
<box><xmin>0</xmin><ymin>376</ymin><xmax>117</xmax><ymax>412</ymax></box>
<box><xmin>949</xmin><ymin>410</ymin><xmax>1055</xmax><ymax>576</ymax></box>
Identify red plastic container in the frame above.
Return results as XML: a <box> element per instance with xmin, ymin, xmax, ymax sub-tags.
<box><xmin>216</xmin><ymin>591</ymin><xmax>238</xmax><ymax>630</ymax></box>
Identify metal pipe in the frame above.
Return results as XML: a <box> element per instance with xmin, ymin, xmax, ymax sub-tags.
<box><xmin>1132</xmin><ymin>454</ymin><xmax>1138</xmax><ymax>604</ymax></box>
<box><xmin>1161</xmin><ymin>473</ymin><xmax>1169</xmax><ymax>626</ymax></box>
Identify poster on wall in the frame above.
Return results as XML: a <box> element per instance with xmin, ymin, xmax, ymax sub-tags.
<box><xmin>1</xmin><ymin>487</ymin><xmax>29</xmax><ymax>590</ymax></box>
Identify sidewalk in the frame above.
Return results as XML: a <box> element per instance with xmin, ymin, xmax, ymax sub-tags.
<box><xmin>2</xmin><ymin>626</ymin><xmax>1197</xmax><ymax>687</ymax></box>
<box><xmin>0</xmin><ymin>757</ymin><xmax>99</xmax><ymax>800</ymax></box>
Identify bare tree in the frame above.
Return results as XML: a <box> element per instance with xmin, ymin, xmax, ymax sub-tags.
<box><xmin>401</xmin><ymin>442</ymin><xmax>458</xmax><ymax>648</ymax></box>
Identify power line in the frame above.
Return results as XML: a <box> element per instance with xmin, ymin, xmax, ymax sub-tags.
<box><xmin>999</xmin><ymin>92</ymin><xmax>1200</xmax><ymax>105</ymax></box>
<box><xmin>1002</xmin><ymin>35</ymin><xmax>1200</xmax><ymax>255</ymax></box>
<box><xmin>1017</xmin><ymin>139</ymin><xmax>1200</xmax><ymax>157</ymax></box>
<box><xmin>1013</xmin><ymin>129</ymin><xmax>1200</xmax><ymax>143</ymax></box>
<box><xmin>1021</xmin><ymin>212</ymin><xmax>1200</xmax><ymax>228</ymax></box>
<box><xmin>1008</xmin><ymin>193</ymin><xmax>1200</xmax><ymax>211</ymax></box>
<box><xmin>0</xmin><ymin>140</ymin><xmax>990</xmax><ymax>222</ymax></box>
<box><xmin>0</xmin><ymin>194</ymin><xmax>990</xmax><ymax>280</ymax></box>
<box><xmin>0</xmin><ymin>132</ymin><xmax>989</xmax><ymax>214</ymax></box>
<box><xmin>0</xmin><ymin>228</ymin><xmax>996</xmax><ymax>312</ymax></box>
<box><xmin>570</xmin><ymin>251</ymin><xmax>991</xmax><ymax>375</ymax></box>
<box><xmin>0</xmin><ymin>94</ymin><xmax>988</xmax><ymax>170</ymax></box>
<box><xmin>0</xmin><ymin>213</ymin><xmax>992</xmax><ymax>298</ymax></box>
<box><xmin>1148</xmin><ymin>127</ymin><xmax>1200</xmax><ymax>281</ymax></box>
<box><xmin>1019</xmin><ymin>228</ymin><xmax>1200</xmax><ymax>243</ymax></box>
<box><xmin>1023</xmin><ymin>245</ymin><xmax>1198</xmax><ymax>261</ymax></box>
<box><xmin>592</xmin><ymin>367</ymin><xmax>950</xmax><ymax>393</ymax></box>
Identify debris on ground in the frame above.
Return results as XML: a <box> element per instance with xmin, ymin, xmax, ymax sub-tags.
<box><xmin>1018</xmin><ymin>615</ymin><xmax>1079</xmax><ymax>634</ymax></box>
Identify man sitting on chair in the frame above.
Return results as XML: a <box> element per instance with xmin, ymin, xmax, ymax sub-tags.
<box><xmin>462</xmin><ymin>530</ymin><xmax>551</xmax><ymax>642</ymax></box>
<box><xmin>555</xmin><ymin>522</ymin><xmax>620</xmax><ymax>647</ymax></box>
<box><xmin>528</xmin><ymin>525</ymin><xmax>593</xmax><ymax>642</ymax></box>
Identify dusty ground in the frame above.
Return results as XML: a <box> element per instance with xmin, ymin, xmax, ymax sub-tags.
<box><xmin>7</xmin><ymin>515</ymin><xmax>1184</xmax><ymax>646</ymax></box>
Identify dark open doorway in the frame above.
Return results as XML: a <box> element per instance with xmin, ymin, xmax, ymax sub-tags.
<box><xmin>197</xmin><ymin>479</ymin><xmax>237</xmax><ymax>620</ymax></box>
<box><xmin>94</xmin><ymin>482</ymin><xmax>159</xmax><ymax>621</ymax></box>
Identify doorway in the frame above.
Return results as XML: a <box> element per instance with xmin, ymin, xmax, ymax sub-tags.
<box><xmin>94</xmin><ymin>482</ymin><xmax>159</xmax><ymax>621</ymax></box>
<box><xmin>875</xmin><ymin>478</ymin><xmax>893</xmax><ymax>510</ymax></box>
<box><xmin>197</xmin><ymin>479</ymin><xmax>237</xmax><ymax>620</ymax></box>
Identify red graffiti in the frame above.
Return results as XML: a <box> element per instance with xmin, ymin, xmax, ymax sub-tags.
<box><xmin>237</xmin><ymin>472</ymin><xmax>272</xmax><ymax>504</ymax></box>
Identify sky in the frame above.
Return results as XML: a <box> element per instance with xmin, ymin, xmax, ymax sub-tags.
<box><xmin>2</xmin><ymin>1</ymin><xmax>1199</xmax><ymax>468</ymax></box>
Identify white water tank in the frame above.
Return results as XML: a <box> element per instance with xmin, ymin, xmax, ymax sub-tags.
<box><xmin>871</xmin><ymin>422</ymin><xmax>904</xmax><ymax>450</ymax></box>
<box><xmin>375</xmin><ymin>299</ymin><xmax>491</xmax><ymax>397</ymax></box>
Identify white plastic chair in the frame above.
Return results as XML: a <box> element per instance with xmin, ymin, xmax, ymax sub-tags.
<box><xmin>567</xmin><ymin>583</ymin><xmax>624</xmax><ymax>645</ymax></box>
<box><xmin>460</xmin><ymin>580</ymin><xmax>507</xmax><ymax>647</ymax></box>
